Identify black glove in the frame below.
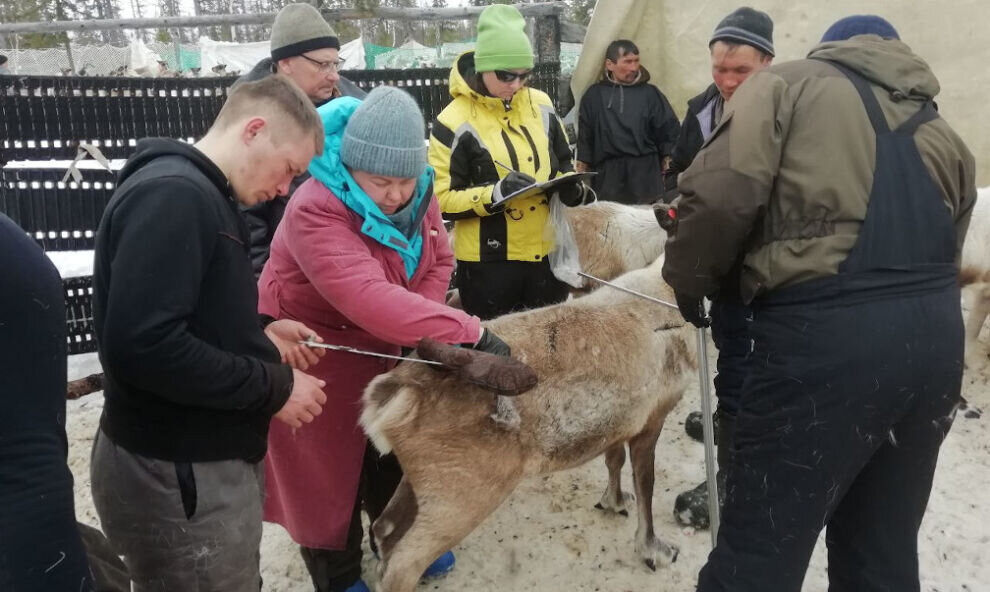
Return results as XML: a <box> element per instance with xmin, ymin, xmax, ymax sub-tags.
<box><xmin>470</xmin><ymin>328</ymin><xmax>511</xmax><ymax>357</ymax></box>
<box><xmin>675</xmin><ymin>292</ymin><xmax>710</xmax><ymax>328</ymax></box>
<box><xmin>555</xmin><ymin>180</ymin><xmax>589</xmax><ymax>206</ymax></box>
<box><xmin>653</xmin><ymin>203</ymin><xmax>678</xmax><ymax>232</ymax></box>
<box><xmin>492</xmin><ymin>171</ymin><xmax>537</xmax><ymax>207</ymax></box>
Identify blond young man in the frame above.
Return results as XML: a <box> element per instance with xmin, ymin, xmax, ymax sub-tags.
<box><xmin>91</xmin><ymin>75</ymin><xmax>328</xmax><ymax>591</ymax></box>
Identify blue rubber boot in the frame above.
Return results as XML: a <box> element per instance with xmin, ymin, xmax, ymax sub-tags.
<box><xmin>422</xmin><ymin>551</ymin><xmax>456</xmax><ymax>579</ymax></box>
<box><xmin>343</xmin><ymin>580</ymin><xmax>371</xmax><ymax>592</ymax></box>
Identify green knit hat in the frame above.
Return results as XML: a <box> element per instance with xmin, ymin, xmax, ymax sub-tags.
<box><xmin>474</xmin><ymin>4</ymin><xmax>534</xmax><ymax>72</ymax></box>
<box><xmin>341</xmin><ymin>87</ymin><xmax>427</xmax><ymax>179</ymax></box>
<box><xmin>270</xmin><ymin>3</ymin><xmax>340</xmax><ymax>62</ymax></box>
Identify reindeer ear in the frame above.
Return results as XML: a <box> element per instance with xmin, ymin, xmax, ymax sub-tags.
<box><xmin>416</xmin><ymin>338</ymin><xmax>538</xmax><ymax>396</ymax></box>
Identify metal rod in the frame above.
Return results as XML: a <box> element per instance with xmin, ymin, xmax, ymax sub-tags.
<box><xmin>298</xmin><ymin>340</ymin><xmax>442</xmax><ymax>366</ymax></box>
<box><xmin>697</xmin><ymin>327</ymin><xmax>720</xmax><ymax>546</ymax></box>
<box><xmin>576</xmin><ymin>271</ymin><xmax>678</xmax><ymax>310</ymax></box>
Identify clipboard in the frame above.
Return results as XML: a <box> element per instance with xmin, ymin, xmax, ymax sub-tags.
<box><xmin>502</xmin><ymin>171</ymin><xmax>597</xmax><ymax>202</ymax></box>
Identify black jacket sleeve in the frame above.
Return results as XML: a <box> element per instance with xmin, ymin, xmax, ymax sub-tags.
<box><xmin>100</xmin><ymin>179</ymin><xmax>292</xmax><ymax>414</ymax></box>
<box><xmin>242</xmin><ymin>199</ymin><xmax>279</xmax><ymax>278</ymax></box>
<box><xmin>576</xmin><ymin>89</ymin><xmax>595</xmax><ymax>165</ymax></box>
<box><xmin>549</xmin><ymin>110</ymin><xmax>591</xmax><ymax>207</ymax></box>
<box><xmin>663</xmin><ymin>104</ymin><xmax>705</xmax><ymax>200</ymax></box>
<box><xmin>242</xmin><ymin>170</ymin><xmax>310</xmax><ymax>277</ymax></box>
<box><xmin>651</xmin><ymin>89</ymin><xmax>682</xmax><ymax>161</ymax></box>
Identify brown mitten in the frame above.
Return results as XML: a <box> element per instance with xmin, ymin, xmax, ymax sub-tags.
<box><xmin>416</xmin><ymin>337</ymin><xmax>539</xmax><ymax>396</ymax></box>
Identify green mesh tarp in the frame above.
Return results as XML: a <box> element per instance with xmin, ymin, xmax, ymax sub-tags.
<box><xmin>363</xmin><ymin>43</ymin><xmax>394</xmax><ymax>69</ymax></box>
<box><xmin>148</xmin><ymin>43</ymin><xmax>201</xmax><ymax>72</ymax></box>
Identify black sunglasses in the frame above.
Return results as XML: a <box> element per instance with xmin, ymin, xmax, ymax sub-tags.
<box><xmin>494</xmin><ymin>69</ymin><xmax>532</xmax><ymax>83</ymax></box>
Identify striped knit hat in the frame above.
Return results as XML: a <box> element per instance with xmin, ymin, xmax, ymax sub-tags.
<box><xmin>270</xmin><ymin>3</ymin><xmax>340</xmax><ymax>63</ymax></box>
<box><xmin>709</xmin><ymin>7</ymin><xmax>775</xmax><ymax>57</ymax></box>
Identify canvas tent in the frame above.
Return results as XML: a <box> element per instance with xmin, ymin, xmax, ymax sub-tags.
<box><xmin>573</xmin><ymin>0</ymin><xmax>988</xmax><ymax>184</ymax></box>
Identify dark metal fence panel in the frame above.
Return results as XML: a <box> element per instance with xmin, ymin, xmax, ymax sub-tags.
<box><xmin>64</xmin><ymin>275</ymin><xmax>97</xmax><ymax>355</ymax></box>
<box><xmin>0</xmin><ymin>167</ymin><xmax>116</xmax><ymax>251</ymax></box>
<box><xmin>0</xmin><ymin>63</ymin><xmax>561</xmax><ymax>163</ymax></box>
<box><xmin>1</xmin><ymin>75</ymin><xmax>234</xmax><ymax>162</ymax></box>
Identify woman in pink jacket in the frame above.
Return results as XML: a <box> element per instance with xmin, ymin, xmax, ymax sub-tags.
<box><xmin>257</xmin><ymin>86</ymin><xmax>509</xmax><ymax>592</ymax></box>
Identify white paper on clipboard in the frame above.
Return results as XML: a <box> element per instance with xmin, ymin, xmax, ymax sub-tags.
<box><xmin>502</xmin><ymin>171</ymin><xmax>597</xmax><ymax>202</ymax></box>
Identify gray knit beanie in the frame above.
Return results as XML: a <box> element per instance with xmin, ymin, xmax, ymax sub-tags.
<box><xmin>341</xmin><ymin>87</ymin><xmax>427</xmax><ymax>179</ymax></box>
<box><xmin>271</xmin><ymin>3</ymin><xmax>340</xmax><ymax>62</ymax></box>
<box><xmin>710</xmin><ymin>7</ymin><xmax>775</xmax><ymax>57</ymax></box>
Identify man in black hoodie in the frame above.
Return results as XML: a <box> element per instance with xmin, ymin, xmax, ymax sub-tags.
<box><xmin>237</xmin><ymin>2</ymin><xmax>367</xmax><ymax>277</ymax></box>
<box><xmin>91</xmin><ymin>75</ymin><xmax>329</xmax><ymax>591</ymax></box>
<box><xmin>576</xmin><ymin>39</ymin><xmax>680</xmax><ymax>204</ymax></box>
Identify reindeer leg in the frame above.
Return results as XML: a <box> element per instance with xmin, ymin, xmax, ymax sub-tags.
<box><xmin>376</xmin><ymin>473</ymin><xmax>519</xmax><ymax>592</ymax></box>
<box><xmin>372</xmin><ymin>477</ymin><xmax>419</xmax><ymax>569</ymax></box>
<box><xmin>595</xmin><ymin>444</ymin><xmax>633</xmax><ymax>516</ymax></box>
<box><xmin>965</xmin><ymin>286</ymin><xmax>990</xmax><ymax>368</ymax></box>
<box><xmin>629</xmin><ymin>420</ymin><xmax>679</xmax><ymax>571</ymax></box>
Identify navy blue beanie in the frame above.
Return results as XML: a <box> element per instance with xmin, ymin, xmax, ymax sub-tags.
<box><xmin>821</xmin><ymin>15</ymin><xmax>900</xmax><ymax>42</ymax></box>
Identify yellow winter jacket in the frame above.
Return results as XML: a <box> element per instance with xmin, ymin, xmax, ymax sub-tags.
<box><xmin>429</xmin><ymin>52</ymin><xmax>576</xmax><ymax>262</ymax></box>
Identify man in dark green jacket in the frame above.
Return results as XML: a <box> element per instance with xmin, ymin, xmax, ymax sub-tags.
<box><xmin>664</xmin><ymin>17</ymin><xmax>976</xmax><ymax>592</ymax></box>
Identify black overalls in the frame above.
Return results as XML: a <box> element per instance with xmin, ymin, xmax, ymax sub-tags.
<box><xmin>697</xmin><ymin>62</ymin><xmax>964</xmax><ymax>592</ymax></box>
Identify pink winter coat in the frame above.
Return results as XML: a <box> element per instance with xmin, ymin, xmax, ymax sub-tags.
<box><xmin>257</xmin><ymin>177</ymin><xmax>481</xmax><ymax>549</ymax></box>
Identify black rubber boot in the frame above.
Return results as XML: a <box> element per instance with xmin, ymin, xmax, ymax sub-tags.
<box><xmin>684</xmin><ymin>411</ymin><xmax>721</xmax><ymax>444</ymax></box>
<box><xmin>674</xmin><ymin>409</ymin><xmax>736</xmax><ymax>529</ymax></box>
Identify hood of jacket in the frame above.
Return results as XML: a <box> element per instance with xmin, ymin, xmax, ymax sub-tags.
<box><xmin>307</xmin><ymin>97</ymin><xmax>434</xmax><ymax>280</ymax></box>
<box><xmin>119</xmin><ymin>138</ymin><xmax>230</xmax><ymax>197</ymax></box>
<box><xmin>600</xmin><ymin>65</ymin><xmax>652</xmax><ymax>86</ymax></box>
<box><xmin>450</xmin><ymin>51</ymin><xmax>538</xmax><ymax>115</ymax></box>
<box><xmin>808</xmin><ymin>35</ymin><xmax>940</xmax><ymax>101</ymax></box>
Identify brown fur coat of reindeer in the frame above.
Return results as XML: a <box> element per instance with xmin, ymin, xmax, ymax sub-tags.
<box><xmin>360</xmin><ymin>257</ymin><xmax>693</xmax><ymax>592</ymax></box>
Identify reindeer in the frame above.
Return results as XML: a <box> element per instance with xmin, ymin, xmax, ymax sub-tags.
<box><xmin>360</xmin><ymin>257</ymin><xmax>693</xmax><ymax>592</ymax></box>
<box><xmin>564</xmin><ymin>200</ymin><xmax>665</xmax><ymax>291</ymax></box>
<box><xmin>959</xmin><ymin>194</ymin><xmax>990</xmax><ymax>367</ymax></box>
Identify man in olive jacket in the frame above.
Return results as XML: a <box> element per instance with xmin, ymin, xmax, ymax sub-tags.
<box><xmin>663</xmin><ymin>17</ymin><xmax>976</xmax><ymax>591</ymax></box>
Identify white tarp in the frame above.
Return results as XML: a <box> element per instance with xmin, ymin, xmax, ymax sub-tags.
<box><xmin>199</xmin><ymin>36</ymin><xmax>269</xmax><ymax>76</ymax></box>
<box><xmin>339</xmin><ymin>37</ymin><xmax>366</xmax><ymax>71</ymax></box>
<box><xmin>574</xmin><ymin>0</ymin><xmax>989</xmax><ymax>184</ymax></box>
<box><xmin>128</xmin><ymin>39</ymin><xmax>163</xmax><ymax>77</ymax></box>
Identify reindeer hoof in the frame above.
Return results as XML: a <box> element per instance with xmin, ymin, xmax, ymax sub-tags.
<box><xmin>638</xmin><ymin>537</ymin><xmax>679</xmax><ymax>571</ymax></box>
<box><xmin>595</xmin><ymin>491</ymin><xmax>634</xmax><ymax>515</ymax></box>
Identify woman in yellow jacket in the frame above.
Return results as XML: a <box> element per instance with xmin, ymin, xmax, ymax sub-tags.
<box><xmin>428</xmin><ymin>4</ymin><xmax>589</xmax><ymax>320</ymax></box>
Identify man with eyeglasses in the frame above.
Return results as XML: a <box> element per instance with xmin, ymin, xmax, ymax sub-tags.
<box><xmin>238</xmin><ymin>2</ymin><xmax>367</xmax><ymax>277</ymax></box>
